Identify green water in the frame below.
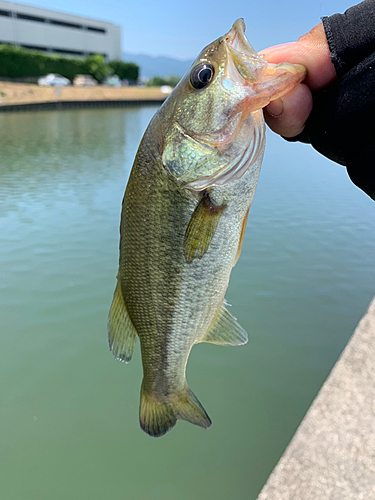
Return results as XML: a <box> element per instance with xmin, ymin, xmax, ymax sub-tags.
<box><xmin>1</xmin><ymin>107</ymin><xmax>374</xmax><ymax>500</ymax></box>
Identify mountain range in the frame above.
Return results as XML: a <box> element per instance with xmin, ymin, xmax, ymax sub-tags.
<box><xmin>122</xmin><ymin>52</ymin><xmax>192</xmax><ymax>80</ymax></box>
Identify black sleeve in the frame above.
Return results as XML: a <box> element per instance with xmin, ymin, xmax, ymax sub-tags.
<box><xmin>287</xmin><ymin>0</ymin><xmax>375</xmax><ymax>200</ymax></box>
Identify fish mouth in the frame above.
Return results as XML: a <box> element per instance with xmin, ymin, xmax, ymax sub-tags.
<box><xmin>222</xmin><ymin>19</ymin><xmax>268</xmax><ymax>84</ymax></box>
<box><xmin>224</xmin><ymin>19</ymin><xmax>257</xmax><ymax>57</ymax></box>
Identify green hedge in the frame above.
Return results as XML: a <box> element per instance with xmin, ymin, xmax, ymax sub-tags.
<box><xmin>147</xmin><ymin>75</ymin><xmax>181</xmax><ymax>87</ymax></box>
<box><xmin>0</xmin><ymin>45</ymin><xmax>139</xmax><ymax>82</ymax></box>
<box><xmin>108</xmin><ymin>60</ymin><xmax>139</xmax><ymax>81</ymax></box>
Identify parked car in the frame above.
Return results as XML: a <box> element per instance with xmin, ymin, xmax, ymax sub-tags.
<box><xmin>160</xmin><ymin>85</ymin><xmax>173</xmax><ymax>94</ymax></box>
<box><xmin>38</xmin><ymin>74</ymin><xmax>71</xmax><ymax>86</ymax></box>
<box><xmin>73</xmin><ymin>74</ymin><xmax>98</xmax><ymax>87</ymax></box>
<box><xmin>102</xmin><ymin>74</ymin><xmax>121</xmax><ymax>87</ymax></box>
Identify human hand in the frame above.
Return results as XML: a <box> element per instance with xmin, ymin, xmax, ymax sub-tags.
<box><xmin>259</xmin><ymin>23</ymin><xmax>336</xmax><ymax>138</ymax></box>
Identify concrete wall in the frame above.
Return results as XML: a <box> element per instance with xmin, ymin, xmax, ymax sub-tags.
<box><xmin>0</xmin><ymin>0</ymin><xmax>121</xmax><ymax>60</ymax></box>
<box><xmin>257</xmin><ymin>297</ymin><xmax>375</xmax><ymax>500</ymax></box>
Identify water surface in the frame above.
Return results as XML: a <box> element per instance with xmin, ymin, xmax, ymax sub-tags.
<box><xmin>1</xmin><ymin>107</ymin><xmax>374</xmax><ymax>499</ymax></box>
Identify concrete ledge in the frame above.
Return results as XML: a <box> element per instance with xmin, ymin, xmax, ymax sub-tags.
<box><xmin>0</xmin><ymin>82</ymin><xmax>168</xmax><ymax>111</ymax></box>
<box><xmin>257</xmin><ymin>297</ymin><xmax>375</xmax><ymax>500</ymax></box>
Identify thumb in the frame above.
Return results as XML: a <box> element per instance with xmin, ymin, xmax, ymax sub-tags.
<box><xmin>259</xmin><ymin>23</ymin><xmax>336</xmax><ymax>91</ymax></box>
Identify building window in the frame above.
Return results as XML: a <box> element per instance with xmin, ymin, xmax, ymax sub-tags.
<box><xmin>88</xmin><ymin>52</ymin><xmax>108</xmax><ymax>58</ymax></box>
<box><xmin>0</xmin><ymin>41</ymin><xmax>109</xmax><ymax>59</ymax></box>
<box><xmin>86</xmin><ymin>26</ymin><xmax>106</xmax><ymax>34</ymax></box>
<box><xmin>21</xmin><ymin>44</ymin><xmax>48</xmax><ymax>51</ymax></box>
<box><xmin>0</xmin><ymin>10</ymin><xmax>108</xmax><ymax>35</ymax></box>
<box><xmin>53</xmin><ymin>47</ymin><xmax>85</xmax><ymax>56</ymax></box>
<box><xmin>16</xmin><ymin>13</ymin><xmax>46</xmax><ymax>23</ymax></box>
<box><xmin>49</xmin><ymin>19</ymin><xmax>83</xmax><ymax>30</ymax></box>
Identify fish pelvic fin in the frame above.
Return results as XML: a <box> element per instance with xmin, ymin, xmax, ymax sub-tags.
<box><xmin>200</xmin><ymin>303</ymin><xmax>248</xmax><ymax>346</ymax></box>
<box><xmin>140</xmin><ymin>383</ymin><xmax>211</xmax><ymax>438</ymax></box>
<box><xmin>107</xmin><ymin>280</ymin><xmax>138</xmax><ymax>363</ymax></box>
<box><xmin>184</xmin><ymin>191</ymin><xmax>226</xmax><ymax>263</ymax></box>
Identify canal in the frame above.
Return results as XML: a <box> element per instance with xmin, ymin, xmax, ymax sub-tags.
<box><xmin>1</xmin><ymin>107</ymin><xmax>374</xmax><ymax>499</ymax></box>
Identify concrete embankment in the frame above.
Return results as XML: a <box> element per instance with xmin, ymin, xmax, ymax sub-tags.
<box><xmin>0</xmin><ymin>82</ymin><xmax>167</xmax><ymax>111</ymax></box>
<box><xmin>257</xmin><ymin>297</ymin><xmax>375</xmax><ymax>500</ymax></box>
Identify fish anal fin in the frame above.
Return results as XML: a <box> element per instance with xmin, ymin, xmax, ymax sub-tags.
<box><xmin>184</xmin><ymin>191</ymin><xmax>226</xmax><ymax>263</ymax></box>
<box><xmin>233</xmin><ymin>207</ymin><xmax>250</xmax><ymax>267</ymax></box>
<box><xmin>201</xmin><ymin>304</ymin><xmax>248</xmax><ymax>346</ymax></box>
<box><xmin>140</xmin><ymin>384</ymin><xmax>211</xmax><ymax>438</ymax></box>
<box><xmin>108</xmin><ymin>280</ymin><xmax>138</xmax><ymax>363</ymax></box>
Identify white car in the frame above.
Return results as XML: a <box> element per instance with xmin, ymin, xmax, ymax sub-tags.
<box><xmin>102</xmin><ymin>75</ymin><xmax>121</xmax><ymax>87</ymax></box>
<box><xmin>73</xmin><ymin>74</ymin><xmax>98</xmax><ymax>87</ymax></box>
<box><xmin>38</xmin><ymin>74</ymin><xmax>71</xmax><ymax>86</ymax></box>
<box><xmin>160</xmin><ymin>85</ymin><xmax>172</xmax><ymax>94</ymax></box>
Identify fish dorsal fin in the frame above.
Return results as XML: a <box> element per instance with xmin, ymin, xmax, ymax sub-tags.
<box><xmin>200</xmin><ymin>303</ymin><xmax>248</xmax><ymax>346</ymax></box>
<box><xmin>184</xmin><ymin>191</ymin><xmax>226</xmax><ymax>263</ymax></box>
<box><xmin>108</xmin><ymin>281</ymin><xmax>138</xmax><ymax>363</ymax></box>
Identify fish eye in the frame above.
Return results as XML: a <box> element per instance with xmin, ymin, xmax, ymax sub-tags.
<box><xmin>190</xmin><ymin>63</ymin><xmax>215</xmax><ymax>89</ymax></box>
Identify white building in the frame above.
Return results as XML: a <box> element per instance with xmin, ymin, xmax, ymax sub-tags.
<box><xmin>0</xmin><ymin>0</ymin><xmax>121</xmax><ymax>60</ymax></box>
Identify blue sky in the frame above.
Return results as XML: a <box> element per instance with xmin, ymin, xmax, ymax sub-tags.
<box><xmin>20</xmin><ymin>0</ymin><xmax>354</xmax><ymax>59</ymax></box>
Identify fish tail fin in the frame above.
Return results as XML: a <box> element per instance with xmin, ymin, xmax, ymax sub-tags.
<box><xmin>139</xmin><ymin>383</ymin><xmax>211</xmax><ymax>438</ymax></box>
<box><xmin>139</xmin><ymin>384</ymin><xmax>177</xmax><ymax>438</ymax></box>
<box><xmin>176</xmin><ymin>387</ymin><xmax>212</xmax><ymax>430</ymax></box>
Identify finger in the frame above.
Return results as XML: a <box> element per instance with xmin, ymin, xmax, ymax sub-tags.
<box><xmin>259</xmin><ymin>23</ymin><xmax>336</xmax><ymax>90</ymax></box>
<box><xmin>264</xmin><ymin>83</ymin><xmax>313</xmax><ymax>137</ymax></box>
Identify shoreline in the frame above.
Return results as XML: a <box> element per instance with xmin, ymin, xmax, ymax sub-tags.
<box><xmin>0</xmin><ymin>82</ymin><xmax>167</xmax><ymax>111</ymax></box>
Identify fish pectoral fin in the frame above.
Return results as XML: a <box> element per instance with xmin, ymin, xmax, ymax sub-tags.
<box><xmin>184</xmin><ymin>191</ymin><xmax>226</xmax><ymax>263</ymax></box>
<box><xmin>108</xmin><ymin>280</ymin><xmax>138</xmax><ymax>363</ymax></box>
<box><xmin>201</xmin><ymin>304</ymin><xmax>248</xmax><ymax>346</ymax></box>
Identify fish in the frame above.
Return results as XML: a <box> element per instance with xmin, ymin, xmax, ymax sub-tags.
<box><xmin>108</xmin><ymin>19</ymin><xmax>306</xmax><ymax>437</ymax></box>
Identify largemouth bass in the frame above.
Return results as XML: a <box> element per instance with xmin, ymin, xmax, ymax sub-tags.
<box><xmin>108</xmin><ymin>19</ymin><xmax>305</xmax><ymax>437</ymax></box>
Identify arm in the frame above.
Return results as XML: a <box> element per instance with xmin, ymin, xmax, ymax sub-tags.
<box><xmin>260</xmin><ymin>0</ymin><xmax>375</xmax><ymax>200</ymax></box>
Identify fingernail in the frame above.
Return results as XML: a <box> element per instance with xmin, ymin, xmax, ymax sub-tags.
<box><xmin>259</xmin><ymin>42</ymin><xmax>295</xmax><ymax>56</ymax></box>
<box><xmin>266</xmin><ymin>98</ymin><xmax>284</xmax><ymax>117</ymax></box>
